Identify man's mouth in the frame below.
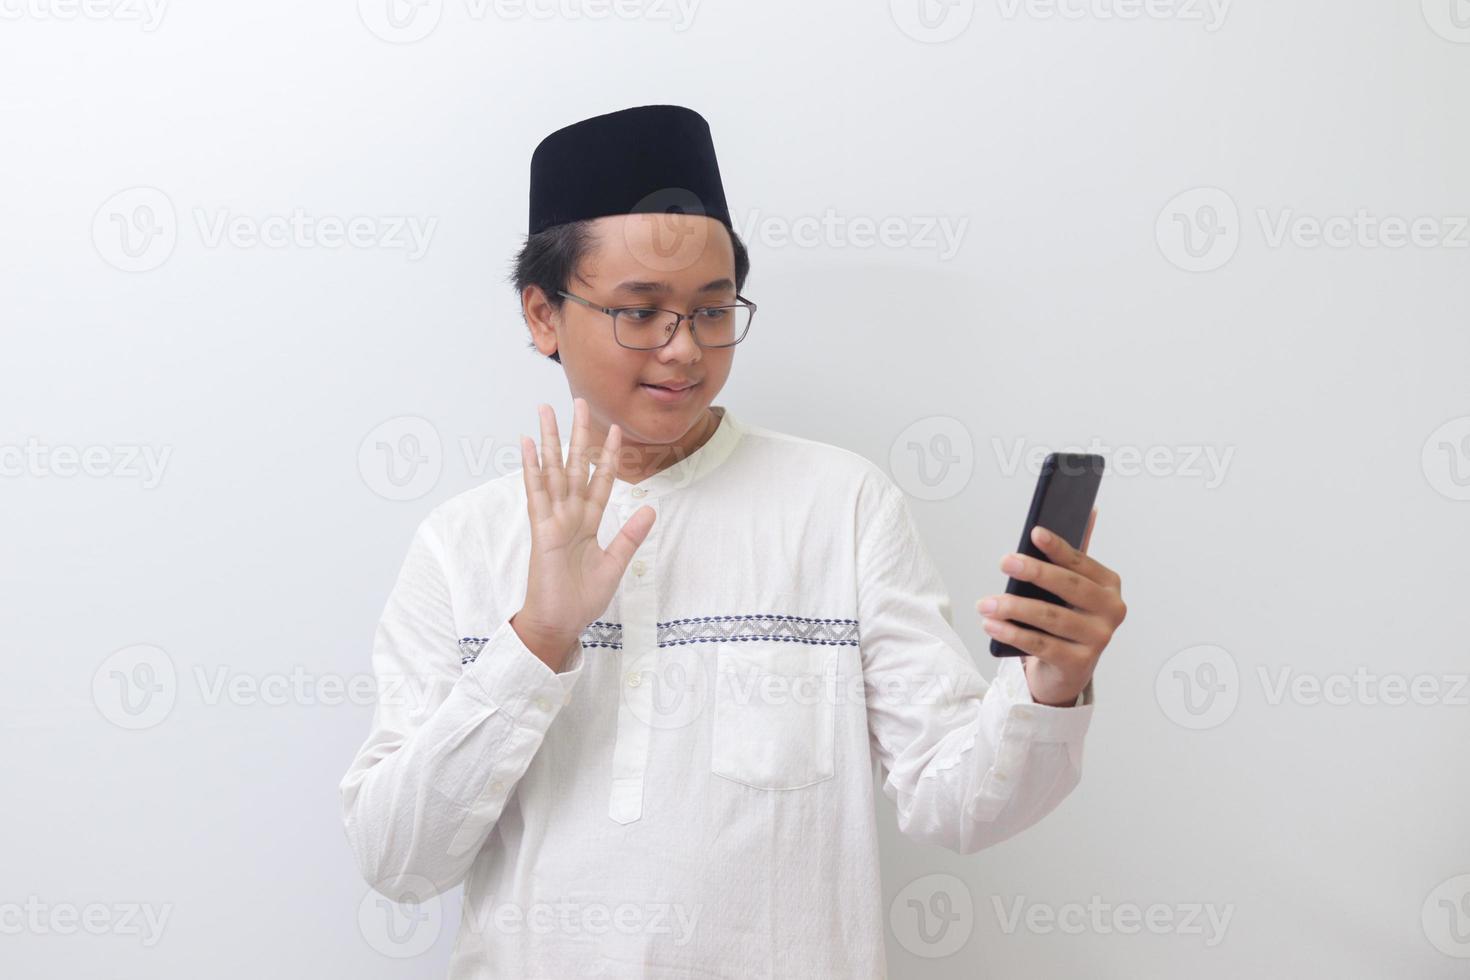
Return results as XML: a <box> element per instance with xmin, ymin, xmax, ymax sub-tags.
<box><xmin>639</xmin><ymin>380</ymin><xmax>700</xmax><ymax>400</ymax></box>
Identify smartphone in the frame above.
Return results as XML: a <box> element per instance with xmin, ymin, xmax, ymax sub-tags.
<box><xmin>989</xmin><ymin>452</ymin><xmax>1106</xmax><ymax>657</ymax></box>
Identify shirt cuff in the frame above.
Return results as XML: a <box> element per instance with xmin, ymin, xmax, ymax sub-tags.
<box><xmin>991</xmin><ymin>656</ymin><xmax>1094</xmax><ymax>742</ymax></box>
<box><xmin>965</xmin><ymin>656</ymin><xmax>1094</xmax><ymax>822</ymax></box>
<box><xmin>462</xmin><ymin>617</ymin><xmax>586</xmax><ymax>726</ymax></box>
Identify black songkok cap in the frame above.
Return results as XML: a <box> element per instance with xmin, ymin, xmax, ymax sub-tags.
<box><xmin>528</xmin><ymin>104</ymin><xmax>732</xmax><ymax>236</ymax></box>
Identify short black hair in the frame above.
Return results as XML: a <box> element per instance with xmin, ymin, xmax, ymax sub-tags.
<box><xmin>510</xmin><ymin>218</ymin><xmax>751</xmax><ymax>364</ymax></box>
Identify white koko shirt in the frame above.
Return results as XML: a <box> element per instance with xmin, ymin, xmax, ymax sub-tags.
<box><xmin>339</xmin><ymin>404</ymin><xmax>1095</xmax><ymax>979</ymax></box>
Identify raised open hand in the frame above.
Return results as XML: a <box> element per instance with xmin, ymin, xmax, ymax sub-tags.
<box><xmin>511</xmin><ymin>397</ymin><xmax>656</xmax><ymax>671</ymax></box>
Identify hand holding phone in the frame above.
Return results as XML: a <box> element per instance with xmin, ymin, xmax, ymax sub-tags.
<box><xmin>989</xmin><ymin>452</ymin><xmax>1105</xmax><ymax>658</ymax></box>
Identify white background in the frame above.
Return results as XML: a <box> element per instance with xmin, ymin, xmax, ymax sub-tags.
<box><xmin>3</xmin><ymin>0</ymin><xmax>1468</xmax><ymax>976</ymax></box>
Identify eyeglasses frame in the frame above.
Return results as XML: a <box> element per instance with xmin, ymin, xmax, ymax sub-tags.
<box><xmin>556</xmin><ymin>289</ymin><xmax>757</xmax><ymax>350</ymax></box>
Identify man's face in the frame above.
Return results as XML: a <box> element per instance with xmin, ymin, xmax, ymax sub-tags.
<box><xmin>546</xmin><ymin>212</ymin><xmax>738</xmax><ymax>449</ymax></box>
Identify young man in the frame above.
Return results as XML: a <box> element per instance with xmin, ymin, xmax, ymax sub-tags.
<box><xmin>339</xmin><ymin>104</ymin><xmax>1126</xmax><ymax>978</ymax></box>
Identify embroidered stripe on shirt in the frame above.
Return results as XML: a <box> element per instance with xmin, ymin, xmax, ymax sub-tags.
<box><xmin>458</xmin><ymin>614</ymin><xmax>859</xmax><ymax>665</ymax></box>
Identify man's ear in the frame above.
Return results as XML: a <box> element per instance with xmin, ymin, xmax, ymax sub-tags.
<box><xmin>522</xmin><ymin>285</ymin><xmax>560</xmax><ymax>358</ymax></box>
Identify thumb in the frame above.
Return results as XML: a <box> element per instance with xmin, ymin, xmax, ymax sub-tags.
<box><xmin>1080</xmin><ymin>507</ymin><xmax>1098</xmax><ymax>555</ymax></box>
<box><xmin>602</xmin><ymin>506</ymin><xmax>656</xmax><ymax>573</ymax></box>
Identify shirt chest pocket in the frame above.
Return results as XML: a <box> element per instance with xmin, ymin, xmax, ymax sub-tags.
<box><xmin>709</xmin><ymin>641</ymin><xmax>838</xmax><ymax>791</ymax></box>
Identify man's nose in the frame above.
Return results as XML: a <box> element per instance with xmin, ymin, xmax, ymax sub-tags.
<box><xmin>660</xmin><ymin>316</ymin><xmax>703</xmax><ymax>359</ymax></box>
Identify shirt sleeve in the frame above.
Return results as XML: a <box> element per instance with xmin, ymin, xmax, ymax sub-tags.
<box><xmin>338</xmin><ymin>516</ymin><xmax>587</xmax><ymax>902</ymax></box>
<box><xmin>856</xmin><ymin>477</ymin><xmax>1095</xmax><ymax>855</ymax></box>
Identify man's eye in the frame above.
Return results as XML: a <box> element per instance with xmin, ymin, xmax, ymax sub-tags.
<box><xmin>697</xmin><ymin>308</ymin><xmax>730</xmax><ymax>321</ymax></box>
<box><xmin>620</xmin><ymin>308</ymin><xmax>661</xmax><ymax>323</ymax></box>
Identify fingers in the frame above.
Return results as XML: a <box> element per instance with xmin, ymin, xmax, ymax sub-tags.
<box><xmin>976</xmin><ymin>594</ymin><xmax>1109</xmax><ymax>647</ymax></box>
<box><xmin>566</xmin><ymin>397</ymin><xmax>592</xmax><ymax>494</ymax></box>
<box><xmin>982</xmin><ymin>614</ymin><xmax>1088</xmax><ymax>665</ymax></box>
<box><xmin>1027</xmin><ymin>522</ymin><xmax>1121</xmax><ymax>592</ymax></box>
<box><xmin>526</xmin><ymin>400</ymin><xmax>624</xmax><ymax>519</ymax></box>
<box><xmin>537</xmin><ymin>403</ymin><xmax>567</xmax><ymax>501</ymax></box>
<box><xmin>587</xmin><ymin>422</ymin><xmax>621</xmax><ymax>512</ymax></box>
<box><xmin>1001</xmin><ymin>546</ymin><xmax>1112</xmax><ymax>613</ymax></box>
<box><xmin>520</xmin><ymin>432</ymin><xmax>549</xmax><ymax>523</ymax></box>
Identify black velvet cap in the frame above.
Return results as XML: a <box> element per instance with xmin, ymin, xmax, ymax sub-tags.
<box><xmin>528</xmin><ymin>104</ymin><xmax>732</xmax><ymax>236</ymax></box>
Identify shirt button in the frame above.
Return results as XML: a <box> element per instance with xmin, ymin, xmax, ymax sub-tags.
<box><xmin>1014</xmin><ymin>706</ymin><xmax>1033</xmax><ymax>721</ymax></box>
<box><xmin>490</xmin><ymin>779</ymin><xmax>504</xmax><ymax>792</ymax></box>
<box><xmin>632</xmin><ymin>560</ymin><xmax>646</xmax><ymax>575</ymax></box>
<box><xmin>631</xmin><ymin>487</ymin><xmax>647</xmax><ymax>498</ymax></box>
<box><xmin>535</xmin><ymin>697</ymin><xmax>550</xmax><ymax>712</ymax></box>
<box><xmin>627</xmin><ymin>671</ymin><xmax>642</xmax><ymax>687</ymax></box>
<box><xmin>992</xmin><ymin>771</ymin><xmax>1008</xmax><ymax>782</ymax></box>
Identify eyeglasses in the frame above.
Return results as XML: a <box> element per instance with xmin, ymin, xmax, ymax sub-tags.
<box><xmin>557</xmin><ymin>289</ymin><xmax>757</xmax><ymax>350</ymax></box>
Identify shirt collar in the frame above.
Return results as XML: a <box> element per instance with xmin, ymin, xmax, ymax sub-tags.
<box><xmin>610</xmin><ymin>405</ymin><xmax>742</xmax><ymax>501</ymax></box>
